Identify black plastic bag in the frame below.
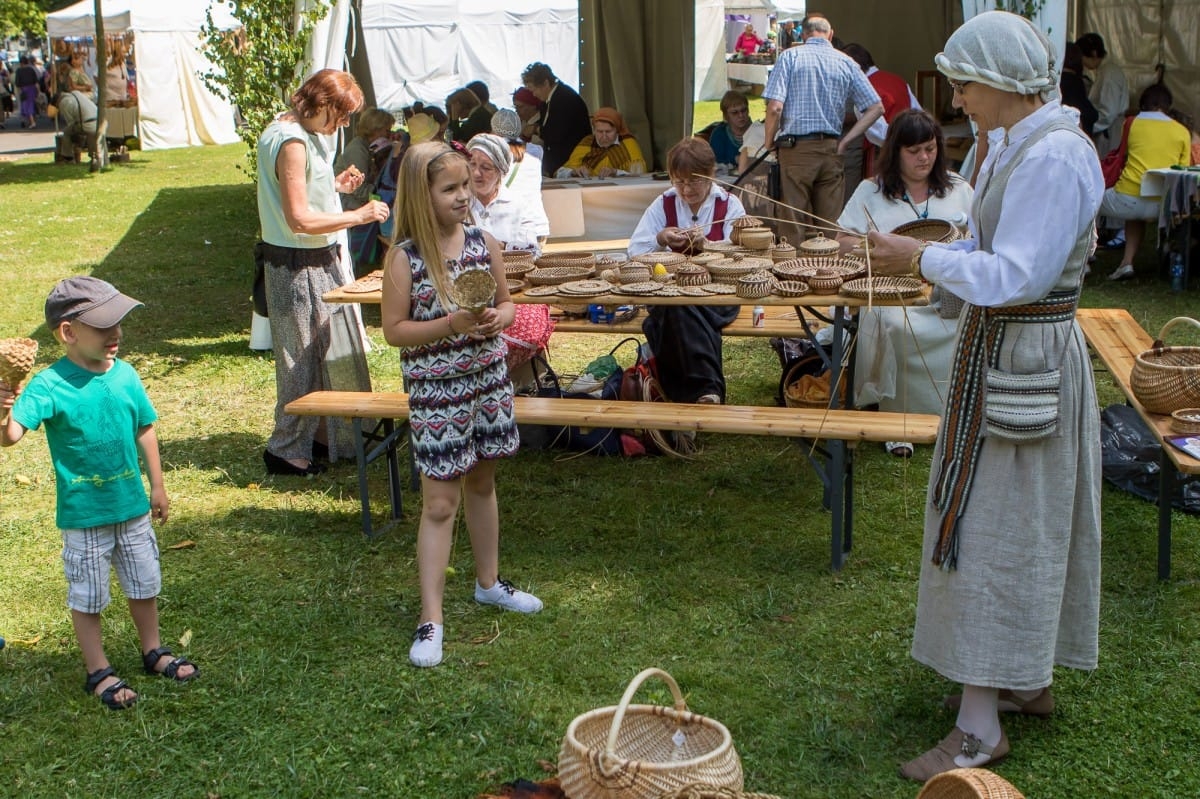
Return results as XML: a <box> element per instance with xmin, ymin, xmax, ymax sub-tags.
<box><xmin>1100</xmin><ymin>403</ymin><xmax>1200</xmax><ymax>513</ymax></box>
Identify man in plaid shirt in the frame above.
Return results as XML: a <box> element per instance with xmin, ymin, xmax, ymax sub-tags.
<box><xmin>763</xmin><ymin>14</ymin><xmax>883</xmax><ymax>242</ymax></box>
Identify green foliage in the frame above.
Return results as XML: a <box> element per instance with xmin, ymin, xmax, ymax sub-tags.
<box><xmin>993</xmin><ymin>0</ymin><xmax>1049</xmax><ymax>20</ymax></box>
<box><xmin>200</xmin><ymin>0</ymin><xmax>329</xmax><ymax>178</ymax></box>
<box><xmin>0</xmin><ymin>0</ymin><xmax>73</xmax><ymax>40</ymax></box>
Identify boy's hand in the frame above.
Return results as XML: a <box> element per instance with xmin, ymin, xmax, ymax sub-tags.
<box><xmin>150</xmin><ymin>486</ymin><xmax>169</xmax><ymax>524</ymax></box>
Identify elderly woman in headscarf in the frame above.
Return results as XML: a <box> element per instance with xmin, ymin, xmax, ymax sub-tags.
<box><xmin>555</xmin><ymin>107</ymin><xmax>647</xmax><ymax>178</ymax></box>
<box><xmin>466</xmin><ymin>133</ymin><xmax>547</xmax><ymax>253</ymax></box>
<box><xmin>864</xmin><ymin>11</ymin><xmax>1103</xmax><ymax>781</ymax></box>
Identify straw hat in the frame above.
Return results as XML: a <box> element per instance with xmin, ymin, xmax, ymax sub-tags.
<box><xmin>408</xmin><ymin>113</ymin><xmax>439</xmax><ymax>144</ymax></box>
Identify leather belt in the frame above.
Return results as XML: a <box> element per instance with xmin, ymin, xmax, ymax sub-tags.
<box><xmin>775</xmin><ymin>132</ymin><xmax>839</xmax><ymax>146</ymax></box>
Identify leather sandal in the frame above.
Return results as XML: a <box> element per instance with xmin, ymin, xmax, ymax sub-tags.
<box><xmin>943</xmin><ymin>687</ymin><xmax>1054</xmax><ymax>717</ymax></box>
<box><xmin>142</xmin><ymin>646</ymin><xmax>200</xmax><ymax>682</ymax></box>
<box><xmin>84</xmin><ymin>666</ymin><xmax>137</xmax><ymax>710</ymax></box>
<box><xmin>899</xmin><ymin>726</ymin><xmax>1010</xmax><ymax>782</ymax></box>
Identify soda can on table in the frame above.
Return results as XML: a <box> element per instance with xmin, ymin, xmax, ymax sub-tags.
<box><xmin>752</xmin><ymin>305</ymin><xmax>765</xmax><ymax>327</ymax></box>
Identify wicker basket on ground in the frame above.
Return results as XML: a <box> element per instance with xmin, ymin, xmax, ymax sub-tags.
<box><xmin>558</xmin><ymin>668</ymin><xmax>742</xmax><ymax>799</ymax></box>
<box><xmin>916</xmin><ymin>768</ymin><xmax>1025</xmax><ymax>799</ymax></box>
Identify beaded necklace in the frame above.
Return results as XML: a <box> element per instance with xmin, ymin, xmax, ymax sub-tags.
<box><xmin>903</xmin><ymin>189</ymin><xmax>931</xmax><ymax>219</ymax></box>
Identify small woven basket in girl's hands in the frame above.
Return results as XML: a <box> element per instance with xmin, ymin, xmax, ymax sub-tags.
<box><xmin>1130</xmin><ymin>317</ymin><xmax>1200</xmax><ymax>414</ymax></box>
<box><xmin>558</xmin><ymin>668</ymin><xmax>743</xmax><ymax>799</ymax></box>
<box><xmin>916</xmin><ymin>767</ymin><xmax>1026</xmax><ymax>799</ymax></box>
<box><xmin>450</xmin><ymin>270</ymin><xmax>497</xmax><ymax>313</ymax></box>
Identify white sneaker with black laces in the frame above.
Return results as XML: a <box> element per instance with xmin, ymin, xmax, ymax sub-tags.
<box><xmin>409</xmin><ymin>621</ymin><xmax>444</xmax><ymax>667</ymax></box>
<box><xmin>475</xmin><ymin>577</ymin><xmax>544</xmax><ymax>613</ymax></box>
<box><xmin>1107</xmin><ymin>263</ymin><xmax>1135</xmax><ymax>281</ymax></box>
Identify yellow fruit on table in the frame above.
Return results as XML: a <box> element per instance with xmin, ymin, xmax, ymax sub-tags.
<box><xmin>653</xmin><ymin>263</ymin><xmax>668</xmax><ymax>276</ymax></box>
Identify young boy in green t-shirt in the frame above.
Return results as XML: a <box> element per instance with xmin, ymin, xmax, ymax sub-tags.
<box><xmin>0</xmin><ymin>276</ymin><xmax>199</xmax><ymax>710</ymax></box>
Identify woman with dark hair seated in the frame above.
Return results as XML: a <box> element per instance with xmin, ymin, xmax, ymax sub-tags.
<box><xmin>836</xmin><ymin>109</ymin><xmax>973</xmax><ymax>457</ymax></box>
<box><xmin>628</xmin><ymin>137</ymin><xmax>746</xmax><ymax>405</ymax></box>
<box><xmin>1100</xmin><ymin>83</ymin><xmax>1191</xmax><ymax>281</ymax></box>
<box><xmin>555</xmin><ymin>107</ymin><xmax>646</xmax><ymax>178</ymax></box>
<box><xmin>446</xmin><ymin>88</ymin><xmax>492</xmax><ymax>143</ymax></box>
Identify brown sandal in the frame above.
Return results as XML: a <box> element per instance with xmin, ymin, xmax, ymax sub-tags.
<box><xmin>943</xmin><ymin>687</ymin><xmax>1054</xmax><ymax>717</ymax></box>
<box><xmin>899</xmin><ymin>726</ymin><xmax>1009</xmax><ymax>782</ymax></box>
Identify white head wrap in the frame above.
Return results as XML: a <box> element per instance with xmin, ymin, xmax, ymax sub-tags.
<box><xmin>935</xmin><ymin>11</ymin><xmax>1058</xmax><ymax>101</ymax></box>
<box><xmin>467</xmin><ymin>133</ymin><xmax>513</xmax><ymax>175</ymax></box>
<box><xmin>490</xmin><ymin>108</ymin><xmax>522</xmax><ymax>141</ymax></box>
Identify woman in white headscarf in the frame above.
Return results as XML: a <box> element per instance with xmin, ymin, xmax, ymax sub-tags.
<box><xmin>466</xmin><ymin>133</ymin><xmax>546</xmax><ymax>253</ymax></box>
<box><xmin>865</xmin><ymin>11</ymin><xmax>1103</xmax><ymax>781</ymax></box>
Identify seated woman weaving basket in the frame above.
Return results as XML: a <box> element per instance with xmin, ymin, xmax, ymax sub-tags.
<box><xmin>628</xmin><ymin>137</ymin><xmax>746</xmax><ymax>405</ymax></box>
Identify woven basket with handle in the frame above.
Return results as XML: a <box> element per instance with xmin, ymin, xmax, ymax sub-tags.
<box><xmin>1130</xmin><ymin>317</ymin><xmax>1200</xmax><ymax>414</ymax></box>
<box><xmin>558</xmin><ymin>668</ymin><xmax>742</xmax><ymax>799</ymax></box>
<box><xmin>916</xmin><ymin>767</ymin><xmax>1025</xmax><ymax>799</ymax></box>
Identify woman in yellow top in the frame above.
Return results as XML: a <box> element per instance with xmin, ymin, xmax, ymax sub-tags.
<box><xmin>1101</xmin><ymin>83</ymin><xmax>1191</xmax><ymax>281</ymax></box>
<box><xmin>555</xmin><ymin>107</ymin><xmax>646</xmax><ymax>178</ymax></box>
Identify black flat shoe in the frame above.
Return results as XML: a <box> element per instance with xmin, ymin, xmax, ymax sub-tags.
<box><xmin>312</xmin><ymin>441</ymin><xmax>329</xmax><ymax>462</ymax></box>
<box><xmin>263</xmin><ymin>449</ymin><xmax>327</xmax><ymax>476</ymax></box>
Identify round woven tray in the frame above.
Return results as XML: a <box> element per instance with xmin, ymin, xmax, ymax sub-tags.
<box><xmin>507</xmin><ymin>278</ymin><xmax>527</xmax><ymax>294</ymax></box>
<box><xmin>916</xmin><ymin>768</ymin><xmax>1026</xmax><ymax>799</ymax></box>
<box><xmin>526</xmin><ymin>265</ymin><xmax>596</xmax><ymax>286</ymax></box>
<box><xmin>772</xmin><ymin>280</ymin><xmax>811</xmax><ymax>298</ymax></box>
<box><xmin>535</xmin><ymin>250</ymin><xmax>597</xmax><ymax>270</ymax></box>
<box><xmin>771</xmin><ymin>256</ymin><xmax>866</xmax><ymax>281</ymax></box>
<box><xmin>504</xmin><ymin>262</ymin><xmax>536</xmax><ymax>279</ymax></box>
<box><xmin>891</xmin><ymin>218</ymin><xmax>959</xmax><ymax>243</ymax></box>
<box><xmin>689</xmin><ymin>252</ymin><xmax>723</xmax><ymax>267</ymax></box>
<box><xmin>342</xmin><ymin>276</ymin><xmax>383</xmax><ymax>294</ymax></box>
<box><xmin>501</xmin><ymin>248</ymin><xmax>536</xmax><ymax>263</ymax></box>
<box><xmin>523</xmin><ymin>284</ymin><xmax>564</xmax><ymax>297</ymax></box>
<box><xmin>839</xmin><ymin>275</ymin><xmax>925</xmax><ymax>299</ymax></box>
<box><xmin>557</xmin><ymin>279</ymin><xmax>614</xmax><ymax>297</ymax></box>
<box><xmin>449</xmin><ymin>269</ymin><xmax>497</xmax><ymax>312</ymax></box>
<box><xmin>1170</xmin><ymin>408</ymin><xmax>1200</xmax><ymax>435</ymax></box>
<box><xmin>0</xmin><ymin>336</ymin><xmax>38</xmax><ymax>388</ymax></box>
<box><xmin>631</xmin><ymin>251</ymin><xmax>688</xmax><ymax>272</ymax></box>
<box><xmin>1131</xmin><ymin>317</ymin><xmax>1200</xmax><ymax>414</ymax></box>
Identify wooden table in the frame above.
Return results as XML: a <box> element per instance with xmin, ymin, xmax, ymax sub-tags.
<box><xmin>1077</xmin><ymin>307</ymin><xmax>1200</xmax><ymax>579</ymax></box>
<box><xmin>326</xmin><ymin>276</ymin><xmax>932</xmax><ymax>569</ymax></box>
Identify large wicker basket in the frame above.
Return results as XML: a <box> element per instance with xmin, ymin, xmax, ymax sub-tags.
<box><xmin>655</xmin><ymin>785</ymin><xmax>782</xmax><ymax>799</ymax></box>
<box><xmin>558</xmin><ymin>668</ymin><xmax>742</xmax><ymax>799</ymax></box>
<box><xmin>916</xmin><ymin>768</ymin><xmax>1025</xmax><ymax>799</ymax></box>
<box><xmin>1130</xmin><ymin>317</ymin><xmax>1200</xmax><ymax>414</ymax></box>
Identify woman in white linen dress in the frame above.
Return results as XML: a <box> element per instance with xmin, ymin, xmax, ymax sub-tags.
<box><xmin>836</xmin><ymin>109</ymin><xmax>973</xmax><ymax>457</ymax></box>
<box><xmin>866</xmin><ymin>11</ymin><xmax>1103</xmax><ymax>781</ymax></box>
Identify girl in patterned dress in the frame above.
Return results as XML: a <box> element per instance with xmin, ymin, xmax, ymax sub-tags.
<box><xmin>382</xmin><ymin>141</ymin><xmax>543</xmax><ymax>668</ymax></box>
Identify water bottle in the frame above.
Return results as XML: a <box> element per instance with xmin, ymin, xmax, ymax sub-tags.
<box><xmin>1170</xmin><ymin>253</ymin><xmax>1185</xmax><ymax>292</ymax></box>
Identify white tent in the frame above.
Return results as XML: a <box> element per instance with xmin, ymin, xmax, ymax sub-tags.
<box><xmin>46</xmin><ymin>0</ymin><xmax>239</xmax><ymax>150</ymax></box>
<box><xmin>359</xmin><ymin>0</ymin><xmax>579</xmax><ymax>112</ymax></box>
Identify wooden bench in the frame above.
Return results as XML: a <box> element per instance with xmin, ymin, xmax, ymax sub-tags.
<box><xmin>1077</xmin><ymin>307</ymin><xmax>1200</xmax><ymax>580</ymax></box>
<box><xmin>550</xmin><ymin>305</ymin><xmax>817</xmax><ymax>338</ymax></box>
<box><xmin>285</xmin><ymin>390</ymin><xmax>940</xmax><ymax>570</ymax></box>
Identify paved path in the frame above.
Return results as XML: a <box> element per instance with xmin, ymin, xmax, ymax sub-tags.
<box><xmin>0</xmin><ymin>114</ymin><xmax>57</xmax><ymax>160</ymax></box>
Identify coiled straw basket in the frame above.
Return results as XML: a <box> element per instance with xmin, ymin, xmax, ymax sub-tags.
<box><xmin>915</xmin><ymin>767</ymin><xmax>1025</xmax><ymax>799</ymax></box>
<box><xmin>558</xmin><ymin>668</ymin><xmax>742</xmax><ymax>799</ymax></box>
<box><xmin>1130</xmin><ymin>317</ymin><xmax>1200</xmax><ymax>414</ymax></box>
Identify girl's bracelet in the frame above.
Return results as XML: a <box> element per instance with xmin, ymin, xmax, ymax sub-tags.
<box><xmin>447</xmin><ymin>312</ymin><xmax>457</xmax><ymax>335</ymax></box>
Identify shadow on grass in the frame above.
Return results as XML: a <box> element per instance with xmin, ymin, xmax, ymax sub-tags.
<box><xmin>77</xmin><ymin>182</ymin><xmax>259</xmax><ymax>362</ymax></box>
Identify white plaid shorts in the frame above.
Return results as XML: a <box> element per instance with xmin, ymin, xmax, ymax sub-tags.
<box><xmin>61</xmin><ymin>513</ymin><xmax>162</xmax><ymax>614</ymax></box>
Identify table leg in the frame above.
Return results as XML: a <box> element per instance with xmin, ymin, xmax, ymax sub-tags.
<box><xmin>1158</xmin><ymin>448</ymin><xmax>1173</xmax><ymax>581</ymax></box>
<box><xmin>353</xmin><ymin>418</ymin><xmax>373</xmax><ymax>537</ymax></box>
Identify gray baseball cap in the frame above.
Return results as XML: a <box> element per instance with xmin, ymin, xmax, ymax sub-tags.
<box><xmin>45</xmin><ymin>276</ymin><xmax>144</xmax><ymax>329</ymax></box>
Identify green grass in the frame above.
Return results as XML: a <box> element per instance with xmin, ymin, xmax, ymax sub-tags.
<box><xmin>1</xmin><ymin>143</ymin><xmax>1199</xmax><ymax>799</ymax></box>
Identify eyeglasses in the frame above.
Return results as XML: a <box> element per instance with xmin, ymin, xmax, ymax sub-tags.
<box><xmin>948</xmin><ymin>79</ymin><xmax>974</xmax><ymax>93</ymax></box>
<box><xmin>671</xmin><ymin>176</ymin><xmax>710</xmax><ymax>188</ymax></box>
<box><xmin>470</xmin><ymin>160</ymin><xmax>499</xmax><ymax>175</ymax></box>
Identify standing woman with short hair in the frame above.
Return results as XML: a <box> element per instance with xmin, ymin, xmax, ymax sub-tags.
<box><xmin>866</xmin><ymin>12</ymin><xmax>1103</xmax><ymax>781</ymax></box>
<box><xmin>256</xmin><ymin>69</ymin><xmax>390</xmax><ymax>476</ymax></box>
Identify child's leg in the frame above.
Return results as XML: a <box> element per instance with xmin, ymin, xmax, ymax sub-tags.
<box><xmin>417</xmin><ymin>474</ymin><xmax>464</xmax><ymax>625</ymax></box>
<box><xmin>72</xmin><ymin>609</ymin><xmax>136</xmax><ymax>704</ymax></box>
<box><xmin>462</xmin><ymin>459</ymin><xmax>500</xmax><ymax>589</ymax></box>
<box><xmin>128</xmin><ymin>597</ymin><xmax>197</xmax><ymax>679</ymax></box>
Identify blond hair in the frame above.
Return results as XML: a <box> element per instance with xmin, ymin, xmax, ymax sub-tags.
<box><xmin>391</xmin><ymin>141</ymin><xmax>469</xmax><ymax>310</ymax></box>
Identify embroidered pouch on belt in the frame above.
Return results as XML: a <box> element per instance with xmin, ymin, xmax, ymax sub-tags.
<box><xmin>984</xmin><ymin>367</ymin><xmax>1061</xmax><ymax>441</ymax></box>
